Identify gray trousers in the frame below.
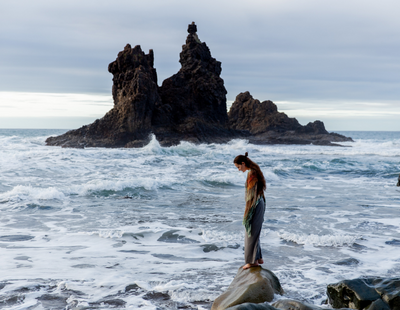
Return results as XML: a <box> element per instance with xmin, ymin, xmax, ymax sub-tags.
<box><xmin>244</xmin><ymin>198</ymin><xmax>265</xmax><ymax>264</ymax></box>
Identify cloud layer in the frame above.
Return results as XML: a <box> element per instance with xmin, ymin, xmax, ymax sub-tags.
<box><xmin>1</xmin><ymin>0</ymin><xmax>399</xmax><ymax>130</ymax></box>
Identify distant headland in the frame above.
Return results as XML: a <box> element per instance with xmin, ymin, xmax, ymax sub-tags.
<box><xmin>46</xmin><ymin>22</ymin><xmax>353</xmax><ymax>148</ymax></box>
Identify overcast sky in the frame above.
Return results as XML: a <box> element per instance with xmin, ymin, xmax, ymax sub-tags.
<box><xmin>1</xmin><ymin>0</ymin><xmax>399</xmax><ymax>130</ymax></box>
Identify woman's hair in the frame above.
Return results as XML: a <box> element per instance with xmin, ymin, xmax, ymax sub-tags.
<box><xmin>234</xmin><ymin>152</ymin><xmax>266</xmax><ymax>195</ymax></box>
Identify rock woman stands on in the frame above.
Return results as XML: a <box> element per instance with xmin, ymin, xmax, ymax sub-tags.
<box><xmin>234</xmin><ymin>152</ymin><xmax>266</xmax><ymax>269</ymax></box>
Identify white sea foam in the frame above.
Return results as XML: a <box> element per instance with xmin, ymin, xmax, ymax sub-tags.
<box><xmin>0</xmin><ymin>184</ymin><xmax>66</xmax><ymax>202</ymax></box>
<box><xmin>278</xmin><ymin>232</ymin><xmax>359</xmax><ymax>247</ymax></box>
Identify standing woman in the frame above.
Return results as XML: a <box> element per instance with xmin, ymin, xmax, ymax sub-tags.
<box><xmin>234</xmin><ymin>152</ymin><xmax>266</xmax><ymax>269</ymax></box>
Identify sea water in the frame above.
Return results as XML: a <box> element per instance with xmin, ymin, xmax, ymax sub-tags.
<box><xmin>0</xmin><ymin>129</ymin><xmax>399</xmax><ymax>309</ymax></box>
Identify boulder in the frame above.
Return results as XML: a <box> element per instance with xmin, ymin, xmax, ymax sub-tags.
<box><xmin>366</xmin><ymin>299</ymin><xmax>391</xmax><ymax>310</ymax></box>
<box><xmin>272</xmin><ymin>299</ymin><xmax>328</xmax><ymax>310</ymax></box>
<box><xmin>211</xmin><ymin>266</ymin><xmax>284</xmax><ymax>310</ymax></box>
<box><xmin>226</xmin><ymin>302</ymin><xmax>278</xmax><ymax>310</ymax></box>
<box><xmin>327</xmin><ymin>277</ymin><xmax>400</xmax><ymax>310</ymax></box>
<box><xmin>397</xmin><ymin>174</ymin><xmax>400</xmax><ymax>186</ymax></box>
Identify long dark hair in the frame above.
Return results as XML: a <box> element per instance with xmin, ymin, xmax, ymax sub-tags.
<box><xmin>234</xmin><ymin>152</ymin><xmax>266</xmax><ymax>195</ymax></box>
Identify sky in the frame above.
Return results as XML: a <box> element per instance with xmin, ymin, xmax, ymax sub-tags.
<box><xmin>0</xmin><ymin>0</ymin><xmax>399</xmax><ymax>131</ymax></box>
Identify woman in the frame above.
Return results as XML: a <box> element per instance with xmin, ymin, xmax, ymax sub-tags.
<box><xmin>234</xmin><ymin>152</ymin><xmax>266</xmax><ymax>269</ymax></box>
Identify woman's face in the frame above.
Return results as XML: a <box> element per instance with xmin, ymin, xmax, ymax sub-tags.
<box><xmin>234</xmin><ymin>162</ymin><xmax>247</xmax><ymax>173</ymax></box>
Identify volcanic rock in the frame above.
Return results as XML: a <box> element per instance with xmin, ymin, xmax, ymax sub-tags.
<box><xmin>228</xmin><ymin>92</ymin><xmax>352</xmax><ymax>146</ymax></box>
<box><xmin>46</xmin><ymin>22</ymin><xmax>238</xmax><ymax>148</ymax></box>
<box><xmin>46</xmin><ymin>44</ymin><xmax>160</xmax><ymax>148</ymax></box>
<box><xmin>327</xmin><ymin>277</ymin><xmax>400</xmax><ymax>310</ymax></box>
<box><xmin>211</xmin><ymin>266</ymin><xmax>284</xmax><ymax>310</ymax></box>
<box><xmin>46</xmin><ymin>23</ymin><xmax>352</xmax><ymax>148</ymax></box>
<box><xmin>153</xmin><ymin>21</ymin><xmax>235</xmax><ymax>145</ymax></box>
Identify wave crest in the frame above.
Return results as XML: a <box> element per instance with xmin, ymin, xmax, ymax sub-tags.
<box><xmin>279</xmin><ymin>232</ymin><xmax>359</xmax><ymax>247</ymax></box>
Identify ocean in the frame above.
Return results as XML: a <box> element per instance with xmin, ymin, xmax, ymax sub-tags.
<box><xmin>0</xmin><ymin>129</ymin><xmax>399</xmax><ymax>309</ymax></box>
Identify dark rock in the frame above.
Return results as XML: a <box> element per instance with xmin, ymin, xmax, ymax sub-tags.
<box><xmin>397</xmin><ymin>174</ymin><xmax>400</xmax><ymax>186</ymax></box>
<box><xmin>37</xmin><ymin>294</ymin><xmax>68</xmax><ymax>309</ymax></box>
<box><xmin>201</xmin><ymin>244</ymin><xmax>223</xmax><ymax>252</ymax></box>
<box><xmin>327</xmin><ymin>278</ymin><xmax>383</xmax><ymax>309</ymax></box>
<box><xmin>125</xmin><ymin>283</ymin><xmax>141</xmax><ymax>293</ymax></box>
<box><xmin>0</xmin><ymin>295</ymin><xmax>25</xmax><ymax>307</ymax></box>
<box><xmin>89</xmin><ymin>298</ymin><xmax>127</xmax><ymax>307</ymax></box>
<box><xmin>366</xmin><ymin>299</ymin><xmax>391</xmax><ymax>310</ymax></box>
<box><xmin>333</xmin><ymin>258</ymin><xmax>360</xmax><ymax>266</ymax></box>
<box><xmin>385</xmin><ymin>240</ymin><xmax>400</xmax><ymax>246</ymax></box>
<box><xmin>0</xmin><ymin>235</ymin><xmax>34</xmax><ymax>242</ymax></box>
<box><xmin>46</xmin><ymin>23</ymin><xmax>353</xmax><ymax>148</ymax></box>
<box><xmin>142</xmin><ymin>291</ymin><xmax>171</xmax><ymax>301</ymax></box>
<box><xmin>228</xmin><ymin>92</ymin><xmax>353</xmax><ymax>146</ymax></box>
<box><xmin>272</xmin><ymin>299</ymin><xmax>327</xmax><ymax>310</ymax></box>
<box><xmin>373</xmin><ymin>278</ymin><xmax>400</xmax><ymax>310</ymax></box>
<box><xmin>46</xmin><ymin>44</ymin><xmax>160</xmax><ymax>148</ymax></box>
<box><xmin>211</xmin><ymin>266</ymin><xmax>284</xmax><ymax>310</ymax></box>
<box><xmin>226</xmin><ymin>302</ymin><xmax>278</xmax><ymax>310</ymax></box>
<box><xmin>157</xmin><ymin>230</ymin><xmax>200</xmax><ymax>244</ymax></box>
<box><xmin>155</xmin><ymin>22</ymin><xmax>236</xmax><ymax>146</ymax></box>
<box><xmin>228</xmin><ymin>91</ymin><xmax>301</xmax><ymax>134</ymax></box>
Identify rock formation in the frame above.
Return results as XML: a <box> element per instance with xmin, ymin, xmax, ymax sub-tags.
<box><xmin>228</xmin><ymin>92</ymin><xmax>352</xmax><ymax>146</ymax></box>
<box><xmin>327</xmin><ymin>277</ymin><xmax>400</xmax><ymax>310</ymax></box>
<box><xmin>211</xmin><ymin>266</ymin><xmax>284</xmax><ymax>310</ymax></box>
<box><xmin>46</xmin><ymin>44</ymin><xmax>161</xmax><ymax>148</ymax></box>
<box><xmin>153</xmin><ymin>21</ymin><xmax>236</xmax><ymax>145</ymax></box>
<box><xmin>46</xmin><ymin>22</ymin><xmax>352</xmax><ymax>148</ymax></box>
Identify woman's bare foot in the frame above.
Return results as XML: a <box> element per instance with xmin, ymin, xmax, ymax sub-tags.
<box><xmin>243</xmin><ymin>263</ymin><xmax>259</xmax><ymax>270</ymax></box>
<box><xmin>257</xmin><ymin>258</ymin><xmax>264</xmax><ymax>264</ymax></box>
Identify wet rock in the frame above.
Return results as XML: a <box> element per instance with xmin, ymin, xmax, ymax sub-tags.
<box><xmin>327</xmin><ymin>278</ymin><xmax>383</xmax><ymax>309</ymax></box>
<box><xmin>202</xmin><ymin>244</ymin><xmax>223</xmax><ymax>252</ymax></box>
<box><xmin>89</xmin><ymin>298</ymin><xmax>127</xmax><ymax>308</ymax></box>
<box><xmin>385</xmin><ymin>239</ymin><xmax>400</xmax><ymax>246</ymax></box>
<box><xmin>211</xmin><ymin>266</ymin><xmax>284</xmax><ymax>310</ymax></box>
<box><xmin>0</xmin><ymin>295</ymin><xmax>25</xmax><ymax>307</ymax></box>
<box><xmin>397</xmin><ymin>174</ymin><xmax>400</xmax><ymax>187</ymax></box>
<box><xmin>373</xmin><ymin>278</ymin><xmax>400</xmax><ymax>310</ymax></box>
<box><xmin>226</xmin><ymin>302</ymin><xmax>278</xmax><ymax>310</ymax></box>
<box><xmin>143</xmin><ymin>291</ymin><xmax>171</xmax><ymax>301</ymax></box>
<box><xmin>157</xmin><ymin>230</ymin><xmax>200</xmax><ymax>244</ymax></box>
<box><xmin>366</xmin><ymin>299</ymin><xmax>391</xmax><ymax>310</ymax></box>
<box><xmin>333</xmin><ymin>258</ymin><xmax>360</xmax><ymax>266</ymax></box>
<box><xmin>272</xmin><ymin>299</ymin><xmax>326</xmax><ymax>310</ymax></box>
<box><xmin>37</xmin><ymin>294</ymin><xmax>68</xmax><ymax>309</ymax></box>
<box><xmin>0</xmin><ymin>235</ymin><xmax>34</xmax><ymax>242</ymax></box>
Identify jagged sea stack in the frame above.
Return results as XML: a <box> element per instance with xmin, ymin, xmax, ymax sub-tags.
<box><xmin>46</xmin><ymin>44</ymin><xmax>161</xmax><ymax>148</ymax></box>
<box><xmin>46</xmin><ymin>22</ymin><xmax>237</xmax><ymax>148</ymax></box>
<box><xmin>153</xmin><ymin>22</ymin><xmax>234</xmax><ymax>145</ymax></box>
